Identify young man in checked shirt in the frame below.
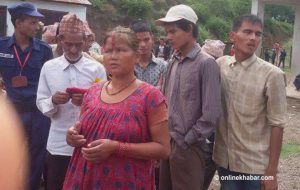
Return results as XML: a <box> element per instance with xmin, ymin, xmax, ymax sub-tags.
<box><xmin>213</xmin><ymin>15</ymin><xmax>287</xmax><ymax>190</ymax></box>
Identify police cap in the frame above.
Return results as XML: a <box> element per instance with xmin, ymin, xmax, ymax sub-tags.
<box><xmin>8</xmin><ymin>2</ymin><xmax>44</xmax><ymax>18</ymax></box>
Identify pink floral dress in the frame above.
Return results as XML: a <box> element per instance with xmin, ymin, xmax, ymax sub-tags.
<box><xmin>63</xmin><ymin>82</ymin><xmax>166</xmax><ymax>190</ymax></box>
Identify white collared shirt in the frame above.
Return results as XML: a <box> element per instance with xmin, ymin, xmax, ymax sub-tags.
<box><xmin>36</xmin><ymin>54</ymin><xmax>106</xmax><ymax>156</ymax></box>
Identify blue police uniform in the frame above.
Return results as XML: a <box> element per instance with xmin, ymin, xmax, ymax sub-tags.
<box><xmin>0</xmin><ymin>2</ymin><xmax>53</xmax><ymax>190</ymax></box>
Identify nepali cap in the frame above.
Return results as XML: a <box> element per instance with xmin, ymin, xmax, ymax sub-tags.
<box><xmin>83</xmin><ymin>21</ymin><xmax>94</xmax><ymax>36</ymax></box>
<box><xmin>202</xmin><ymin>39</ymin><xmax>226</xmax><ymax>59</ymax></box>
<box><xmin>59</xmin><ymin>13</ymin><xmax>84</xmax><ymax>35</ymax></box>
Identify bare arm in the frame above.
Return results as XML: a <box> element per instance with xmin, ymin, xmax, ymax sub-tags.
<box><xmin>262</xmin><ymin>127</ymin><xmax>283</xmax><ymax>190</ymax></box>
<box><xmin>262</xmin><ymin>70</ymin><xmax>286</xmax><ymax>190</ymax></box>
<box><xmin>81</xmin><ymin>121</ymin><xmax>171</xmax><ymax>163</ymax></box>
<box><xmin>119</xmin><ymin>120</ymin><xmax>170</xmax><ymax>160</ymax></box>
<box><xmin>81</xmin><ymin>103</ymin><xmax>171</xmax><ymax>163</ymax></box>
<box><xmin>267</xmin><ymin>127</ymin><xmax>283</xmax><ymax>174</ymax></box>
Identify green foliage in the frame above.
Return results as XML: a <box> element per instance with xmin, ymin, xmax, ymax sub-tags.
<box><xmin>279</xmin><ymin>21</ymin><xmax>294</xmax><ymax>35</ymax></box>
<box><xmin>90</xmin><ymin>0</ymin><xmax>107</xmax><ymax>10</ymax></box>
<box><xmin>186</xmin><ymin>0</ymin><xmax>209</xmax><ymax>24</ymax></box>
<box><xmin>120</xmin><ymin>0</ymin><xmax>152</xmax><ymax>18</ymax></box>
<box><xmin>198</xmin><ymin>26</ymin><xmax>211</xmax><ymax>44</ymax></box>
<box><xmin>264</xmin><ymin>18</ymin><xmax>293</xmax><ymax>36</ymax></box>
<box><xmin>186</xmin><ymin>0</ymin><xmax>250</xmax><ymax>41</ymax></box>
<box><xmin>206</xmin><ymin>16</ymin><xmax>230</xmax><ymax>40</ymax></box>
<box><xmin>205</xmin><ymin>0</ymin><xmax>235</xmax><ymax>19</ymax></box>
<box><xmin>281</xmin><ymin>143</ymin><xmax>300</xmax><ymax>158</ymax></box>
<box><xmin>89</xmin><ymin>0</ymin><xmax>294</xmax><ymax>44</ymax></box>
<box><xmin>265</xmin><ymin>4</ymin><xmax>295</xmax><ymax>24</ymax></box>
<box><xmin>231</xmin><ymin>0</ymin><xmax>251</xmax><ymax>17</ymax></box>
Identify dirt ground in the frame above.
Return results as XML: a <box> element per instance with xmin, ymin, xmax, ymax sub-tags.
<box><xmin>209</xmin><ymin>97</ymin><xmax>300</xmax><ymax>190</ymax></box>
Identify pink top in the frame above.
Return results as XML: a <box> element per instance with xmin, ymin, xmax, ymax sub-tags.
<box><xmin>63</xmin><ymin>82</ymin><xmax>166</xmax><ymax>190</ymax></box>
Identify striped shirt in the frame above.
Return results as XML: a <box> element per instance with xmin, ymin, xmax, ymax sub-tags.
<box><xmin>213</xmin><ymin>54</ymin><xmax>287</xmax><ymax>174</ymax></box>
<box><xmin>162</xmin><ymin>43</ymin><xmax>221</xmax><ymax>149</ymax></box>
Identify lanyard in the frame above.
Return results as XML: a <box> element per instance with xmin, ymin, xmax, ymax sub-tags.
<box><xmin>13</xmin><ymin>45</ymin><xmax>31</xmax><ymax>75</ymax></box>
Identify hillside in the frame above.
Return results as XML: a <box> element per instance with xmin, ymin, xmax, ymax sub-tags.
<box><xmin>87</xmin><ymin>0</ymin><xmax>294</xmax><ymax>48</ymax></box>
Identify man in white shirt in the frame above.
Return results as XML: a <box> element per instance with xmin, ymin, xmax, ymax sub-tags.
<box><xmin>36</xmin><ymin>13</ymin><xmax>106</xmax><ymax>190</ymax></box>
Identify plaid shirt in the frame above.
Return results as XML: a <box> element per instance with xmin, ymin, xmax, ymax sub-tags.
<box><xmin>213</xmin><ymin>54</ymin><xmax>287</xmax><ymax>174</ymax></box>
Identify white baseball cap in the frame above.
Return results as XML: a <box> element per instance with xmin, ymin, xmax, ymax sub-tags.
<box><xmin>156</xmin><ymin>4</ymin><xmax>198</xmax><ymax>25</ymax></box>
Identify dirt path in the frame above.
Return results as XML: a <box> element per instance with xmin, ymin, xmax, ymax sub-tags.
<box><xmin>209</xmin><ymin>97</ymin><xmax>300</xmax><ymax>190</ymax></box>
<box><xmin>278</xmin><ymin>98</ymin><xmax>300</xmax><ymax>190</ymax></box>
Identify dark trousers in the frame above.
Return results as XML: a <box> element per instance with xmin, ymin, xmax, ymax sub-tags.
<box><xmin>20</xmin><ymin>111</ymin><xmax>50</xmax><ymax>190</ymax></box>
<box><xmin>218</xmin><ymin>167</ymin><xmax>262</xmax><ymax>190</ymax></box>
<box><xmin>278</xmin><ymin>58</ymin><xmax>285</xmax><ymax>68</ymax></box>
<box><xmin>159</xmin><ymin>140</ymin><xmax>216</xmax><ymax>190</ymax></box>
<box><xmin>46</xmin><ymin>152</ymin><xmax>71</xmax><ymax>190</ymax></box>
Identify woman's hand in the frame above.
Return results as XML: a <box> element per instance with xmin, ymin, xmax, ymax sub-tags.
<box><xmin>66</xmin><ymin>122</ymin><xmax>86</xmax><ymax>147</ymax></box>
<box><xmin>81</xmin><ymin>139</ymin><xmax>118</xmax><ymax>163</ymax></box>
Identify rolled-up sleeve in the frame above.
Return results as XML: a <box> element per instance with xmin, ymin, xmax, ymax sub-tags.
<box><xmin>266</xmin><ymin>70</ymin><xmax>287</xmax><ymax>128</ymax></box>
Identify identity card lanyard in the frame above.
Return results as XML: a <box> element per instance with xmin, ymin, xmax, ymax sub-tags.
<box><xmin>13</xmin><ymin>45</ymin><xmax>31</xmax><ymax>75</ymax></box>
<box><xmin>11</xmin><ymin>45</ymin><xmax>31</xmax><ymax>88</ymax></box>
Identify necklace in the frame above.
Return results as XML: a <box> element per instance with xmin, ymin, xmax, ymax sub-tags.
<box><xmin>105</xmin><ymin>77</ymin><xmax>137</xmax><ymax>96</ymax></box>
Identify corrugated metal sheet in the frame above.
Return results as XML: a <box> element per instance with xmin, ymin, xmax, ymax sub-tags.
<box><xmin>49</xmin><ymin>0</ymin><xmax>92</xmax><ymax>5</ymax></box>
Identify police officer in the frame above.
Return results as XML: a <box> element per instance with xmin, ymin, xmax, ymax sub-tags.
<box><xmin>0</xmin><ymin>2</ymin><xmax>53</xmax><ymax>190</ymax></box>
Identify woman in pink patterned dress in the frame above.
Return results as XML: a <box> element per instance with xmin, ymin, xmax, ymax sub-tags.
<box><xmin>63</xmin><ymin>26</ymin><xmax>170</xmax><ymax>190</ymax></box>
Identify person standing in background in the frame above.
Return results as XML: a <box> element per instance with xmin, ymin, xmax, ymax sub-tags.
<box><xmin>131</xmin><ymin>20</ymin><xmax>167</xmax><ymax>88</ymax></box>
<box><xmin>0</xmin><ymin>3</ymin><xmax>53</xmax><ymax>189</ymax></box>
<box><xmin>264</xmin><ymin>48</ymin><xmax>270</xmax><ymax>62</ymax></box>
<box><xmin>279</xmin><ymin>48</ymin><xmax>287</xmax><ymax>69</ymax></box>
<box><xmin>155</xmin><ymin>38</ymin><xmax>166</xmax><ymax>59</ymax></box>
<box><xmin>202</xmin><ymin>39</ymin><xmax>226</xmax><ymax>59</ymax></box>
<box><xmin>42</xmin><ymin>22</ymin><xmax>63</xmax><ymax>58</ymax></box>
<box><xmin>200</xmin><ymin>38</ymin><xmax>226</xmax><ymax>189</ymax></box>
<box><xmin>273</xmin><ymin>42</ymin><xmax>281</xmax><ymax>66</ymax></box>
<box><xmin>83</xmin><ymin>21</ymin><xmax>102</xmax><ymax>56</ymax></box>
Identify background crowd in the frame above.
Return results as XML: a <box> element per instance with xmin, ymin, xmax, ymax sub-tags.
<box><xmin>0</xmin><ymin>2</ymin><xmax>290</xmax><ymax>190</ymax></box>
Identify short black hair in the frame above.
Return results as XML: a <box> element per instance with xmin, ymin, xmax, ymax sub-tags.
<box><xmin>232</xmin><ymin>14</ymin><xmax>263</xmax><ymax>32</ymax></box>
<box><xmin>172</xmin><ymin>19</ymin><xmax>198</xmax><ymax>39</ymax></box>
<box><xmin>131</xmin><ymin>20</ymin><xmax>151</xmax><ymax>34</ymax></box>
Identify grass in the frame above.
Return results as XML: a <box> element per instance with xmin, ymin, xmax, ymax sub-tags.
<box><xmin>281</xmin><ymin>143</ymin><xmax>300</xmax><ymax>158</ymax></box>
